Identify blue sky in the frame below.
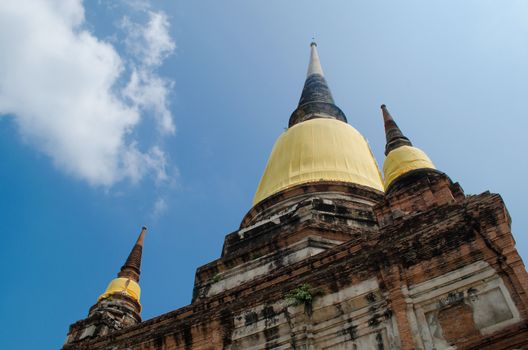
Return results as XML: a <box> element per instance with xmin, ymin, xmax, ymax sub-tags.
<box><xmin>1</xmin><ymin>1</ymin><xmax>527</xmax><ymax>348</ymax></box>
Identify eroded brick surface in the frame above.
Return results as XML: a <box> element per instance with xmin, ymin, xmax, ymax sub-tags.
<box><xmin>63</xmin><ymin>173</ymin><xmax>528</xmax><ymax>350</ymax></box>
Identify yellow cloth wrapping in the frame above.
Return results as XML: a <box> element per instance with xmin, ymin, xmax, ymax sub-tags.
<box><xmin>383</xmin><ymin>145</ymin><xmax>435</xmax><ymax>189</ymax></box>
<box><xmin>98</xmin><ymin>277</ymin><xmax>141</xmax><ymax>303</ymax></box>
<box><xmin>253</xmin><ymin>118</ymin><xmax>384</xmax><ymax>205</ymax></box>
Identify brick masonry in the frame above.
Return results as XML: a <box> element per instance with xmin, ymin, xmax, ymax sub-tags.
<box><xmin>63</xmin><ymin>169</ymin><xmax>528</xmax><ymax>349</ymax></box>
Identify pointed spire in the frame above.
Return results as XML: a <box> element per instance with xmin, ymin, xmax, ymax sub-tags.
<box><xmin>381</xmin><ymin>104</ymin><xmax>413</xmax><ymax>155</ymax></box>
<box><xmin>381</xmin><ymin>105</ymin><xmax>436</xmax><ymax>190</ymax></box>
<box><xmin>297</xmin><ymin>42</ymin><xmax>335</xmax><ymax>107</ymax></box>
<box><xmin>306</xmin><ymin>42</ymin><xmax>324</xmax><ymax>77</ymax></box>
<box><xmin>117</xmin><ymin>226</ymin><xmax>147</xmax><ymax>282</ymax></box>
<box><xmin>289</xmin><ymin>42</ymin><xmax>347</xmax><ymax>127</ymax></box>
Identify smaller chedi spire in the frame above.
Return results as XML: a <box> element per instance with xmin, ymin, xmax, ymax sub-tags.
<box><xmin>289</xmin><ymin>42</ymin><xmax>347</xmax><ymax>127</ymax></box>
<box><xmin>381</xmin><ymin>105</ymin><xmax>436</xmax><ymax>190</ymax></box>
<box><xmin>98</xmin><ymin>227</ymin><xmax>147</xmax><ymax>304</ymax></box>
<box><xmin>118</xmin><ymin>226</ymin><xmax>147</xmax><ymax>282</ymax></box>
<box><xmin>63</xmin><ymin>227</ymin><xmax>148</xmax><ymax>345</ymax></box>
<box><xmin>381</xmin><ymin>104</ymin><xmax>412</xmax><ymax>155</ymax></box>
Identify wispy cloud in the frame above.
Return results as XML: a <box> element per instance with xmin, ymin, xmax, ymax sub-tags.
<box><xmin>121</xmin><ymin>11</ymin><xmax>176</xmax><ymax>68</ymax></box>
<box><xmin>121</xmin><ymin>10</ymin><xmax>176</xmax><ymax>136</ymax></box>
<box><xmin>0</xmin><ymin>0</ymin><xmax>175</xmax><ymax>188</ymax></box>
<box><xmin>151</xmin><ymin>196</ymin><xmax>168</xmax><ymax>219</ymax></box>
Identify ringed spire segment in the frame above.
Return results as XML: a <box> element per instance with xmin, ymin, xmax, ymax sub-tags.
<box><xmin>381</xmin><ymin>104</ymin><xmax>412</xmax><ymax>156</ymax></box>
<box><xmin>118</xmin><ymin>226</ymin><xmax>147</xmax><ymax>282</ymax></box>
<box><xmin>289</xmin><ymin>42</ymin><xmax>347</xmax><ymax>127</ymax></box>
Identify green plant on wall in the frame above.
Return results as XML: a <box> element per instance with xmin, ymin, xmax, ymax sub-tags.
<box><xmin>286</xmin><ymin>283</ymin><xmax>316</xmax><ymax>306</ymax></box>
<box><xmin>211</xmin><ymin>274</ymin><xmax>222</xmax><ymax>284</ymax></box>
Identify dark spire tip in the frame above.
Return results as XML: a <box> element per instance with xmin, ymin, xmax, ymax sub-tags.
<box><xmin>288</xmin><ymin>41</ymin><xmax>348</xmax><ymax>127</ymax></box>
<box><xmin>382</xmin><ymin>105</ymin><xmax>413</xmax><ymax>155</ymax></box>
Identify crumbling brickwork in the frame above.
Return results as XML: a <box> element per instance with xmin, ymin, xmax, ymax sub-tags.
<box><xmin>64</xmin><ymin>171</ymin><xmax>528</xmax><ymax>350</ymax></box>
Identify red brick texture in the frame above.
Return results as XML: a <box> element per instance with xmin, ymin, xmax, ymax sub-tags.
<box><xmin>64</xmin><ymin>172</ymin><xmax>528</xmax><ymax>350</ymax></box>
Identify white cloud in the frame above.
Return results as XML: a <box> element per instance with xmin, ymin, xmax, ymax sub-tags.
<box><xmin>121</xmin><ymin>11</ymin><xmax>176</xmax><ymax>68</ymax></box>
<box><xmin>123</xmin><ymin>67</ymin><xmax>175</xmax><ymax>135</ymax></box>
<box><xmin>120</xmin><ymin>10</ymin><xmax>176</xmax><ymax>136</ymax></box>
<box><xmin>0</xmin><ymin>0</ymin><xmax>175</xmax><ymax>187</ymax></box>
<box><xmin>121</xmin><ymin>0</ymin><xmax>151</xmax><ymax>12</ymax></box>
<box><xmin>151</xmin><ymin>196</ymin><xmax>168</xmax><ymax>218</ymax></box>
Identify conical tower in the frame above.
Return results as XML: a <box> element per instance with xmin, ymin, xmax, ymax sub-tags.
<box><xmin>380</xmin><ymin>105</ymin><xmax>436</xmax><ymax>190</ymax></box>
<box><xmin>249</xmin><ymin>43</ymin><xmax>384</xmax><ymax>217</ymax></box>
<box><xmin>289</xmin><ymin>42</ymin><xmax>347</xmax><ymax>127</ymax></box>
<box><xmin>64</xmin><ymin>227</ymin><xmax>147</xmax><ymax>345</ymax></box>
<box><xmin>196</xmin><ymin>43</ymin><xmax>387</xmax><ymax>307</ymax></box>
<box><xmin>381</xmin><ymin>104</ymin><xmax>412</xmax><ymax>155</ymax></box>
<box><xmin>378</xmin><ymin>105</ymin><xmax>466</xmax><ymax>214</ymax></box>
<box><xmin>118</xmin><ymin>226</ymin><xmax>146</xmax><ymax>281</ymax></box>
<box><xmin>98</xmin><ymin>226</ymin><xmax>146</xmax><ymax>302</ymax></box>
